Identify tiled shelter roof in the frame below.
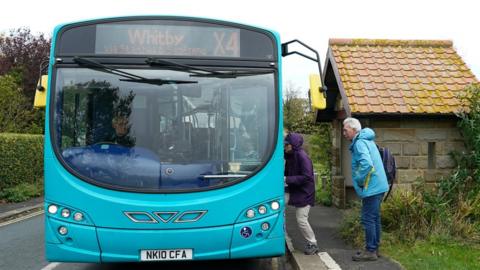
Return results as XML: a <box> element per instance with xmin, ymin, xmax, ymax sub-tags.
<box><xmin>328</xmin><ymin>39</ymin><xmax>478</xmax><ymax>114</ymax></box>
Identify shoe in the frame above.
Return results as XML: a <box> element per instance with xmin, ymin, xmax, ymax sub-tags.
<box><xmin>352</xmin><ymin>250</ymin><xmax>378</xmax><ymax>261</ymax></box>
<box><xmin>355</xmin><ymin>249</ymin><xmax>381</xmax><ymax>258</ymax></box>
<box><xmin>304</xmin><ymin>243</ymin><xmax>319</xmax><ymax>255</ymax></box>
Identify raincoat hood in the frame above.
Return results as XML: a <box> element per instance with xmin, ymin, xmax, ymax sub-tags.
<box><xmin>356</xmin><ymin>128</ymin><xmax>376</xmax><ymax>141</ymax></box>
<box><xmin>285</xmin><ymin>132</ymin><xmax>303</xmax><ymax>151</ymax></box>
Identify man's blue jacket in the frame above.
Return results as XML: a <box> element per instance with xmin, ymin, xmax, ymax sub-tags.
<box><xmin>349</xmin><ymin>128</ymin><xmax>389</xmax><ymax>198</ymax></box>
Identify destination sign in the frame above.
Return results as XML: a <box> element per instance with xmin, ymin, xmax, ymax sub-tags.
<box><xmin>95</xmin><ymin>24</ymin><xmax>240</xmax><ymax>57</ymax></box>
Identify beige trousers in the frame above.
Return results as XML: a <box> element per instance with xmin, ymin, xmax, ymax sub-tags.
<box><xmin>285</xmin><ymin>193</ymin><xmax>317</xmax><ymax>245</ymax></box>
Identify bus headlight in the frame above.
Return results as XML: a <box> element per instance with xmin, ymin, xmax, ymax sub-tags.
<box><xmin>58</xmin><ymin>226</ymin><xmax>68</xmax><ymax>235</ymax></box>
<box><xmin>61</xmin><ymin>208</ymin><xmax>71</xmax><ymax>218</ymax></box>
<box><xmin>246</xmin><ymin>209</ymin><xmax>255</xmax><ymax>218</ymax></box>
<box><xmin>48</xmin><ymin>204</ymin><xmax>58</xmax><ymax>214</ymax></box>
<box><xmin>258</xmin><ymin>205</ymin><xmax>267</xmax><ymax>215</ymax></box>
<box><xmin>73</xmin><ymin>212</ymin><xmax>84</xmax><ymax>221</ymax></box>
<box><xmin>261</xmin><ymin>222</ymin><xmax>270</xmax><ymax>231</ymax></box>
<box><xmin>271</xmin><ymin>201</ymin><xmax>280</xmax><ymax>210</ymax></box>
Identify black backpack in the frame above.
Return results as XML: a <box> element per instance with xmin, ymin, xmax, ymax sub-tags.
<box><xmin>377</xmin><ymin>145</ymin><xmax>396</xmax><ymax>201</ymax></box>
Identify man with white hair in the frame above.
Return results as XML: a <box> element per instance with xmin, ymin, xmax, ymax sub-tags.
<box><xmin>342</xmin><ymin>117</ymin><xmax>389</xmax><ymax>261</ymax></box>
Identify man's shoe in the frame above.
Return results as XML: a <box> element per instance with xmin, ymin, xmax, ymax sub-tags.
<box><xmin>355</xmin><ymin>249</ymin><xmax>381</xmax><ymax>258</ymax></box>
<box><xmin>304</xmin><ymin>243</ymin><xmax>319</xmax><ymax>255</ymax></box>
<box><xmin>352</xmin><ymin>250</ymin><xmax>378</xmax><ymax>261</ymax></box>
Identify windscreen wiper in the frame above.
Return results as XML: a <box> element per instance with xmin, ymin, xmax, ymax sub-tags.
<box><xmin>146</xmin><ymin>57</ymin><xmax>273</xmax><ymax>78</ymax></box>
<box><xmin>73</xmin><ymin>57</ymin><xmax>198</xmax><ymax>85</ymax></box>
<box><xmin>201</xmin><ymin>174</ymin><xmax>247</xmax><ymax>179</ymax></box>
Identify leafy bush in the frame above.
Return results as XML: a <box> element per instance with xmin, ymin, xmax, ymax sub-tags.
<box><xmin>0</xmin><ymin>133</ymin><xmax>43</xmax><ymax>191</ymax></box>
<box><xmin>342</xmin><ymin>181</ymin><xmax>480</xmax><ymax>248</ymax></box>
<box><xmin>339</xmin><ymin>201</ymin><xmax>364</xmax><ymax>247</ymax></box>
<box><xmin>0</xmin><ymin>75</ymin><xmax>34</xmax><ymax>133</ymax></box>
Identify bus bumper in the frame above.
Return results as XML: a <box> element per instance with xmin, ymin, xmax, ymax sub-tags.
<box><xmin>45</xmin><ymin>217</ymin><xmax>101</xmax><ymax>262</ymax></box>
<box><xmin>45</xmin><ymin>213</ymin><xmax>284</xmax><ymax>262</ymax></box>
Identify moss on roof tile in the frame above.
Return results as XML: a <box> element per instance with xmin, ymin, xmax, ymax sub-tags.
<box><xmin>329</xmin><ymin>38</ymin><xmax>479</xmax><ymax>114</ymax></box>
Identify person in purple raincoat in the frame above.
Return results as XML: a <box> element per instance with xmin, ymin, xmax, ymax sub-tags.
<box><xmin>284</xmin><ymin>132</ymin><xmax>318</xmax><ymax>255</ymax></box>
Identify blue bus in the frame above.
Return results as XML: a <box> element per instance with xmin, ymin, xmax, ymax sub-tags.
<box><xmin>36</xmin><ymin>16</ymin><xmax>324</xmax><ymax>262</ymax></box>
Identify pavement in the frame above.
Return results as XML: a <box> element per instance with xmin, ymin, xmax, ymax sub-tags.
<box><xmin>285</xmin><ymin>205</ymin><xmax>404</xmax><ymax>270</ymax></box>
<box><xmin>0</xmin><ymin>196</ymin><xmax>44</xmax><ymax>223</ymax></box>
<box><xmin>0</xmin><ymin>197</ymin><xmax>404</xmax><ymax>270</ymax></box>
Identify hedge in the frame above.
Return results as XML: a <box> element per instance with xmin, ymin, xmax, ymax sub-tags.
<box><xmin>0</xmin><ymin>133</ymin><xmax>43</xmax><ymax>190</ymax></box>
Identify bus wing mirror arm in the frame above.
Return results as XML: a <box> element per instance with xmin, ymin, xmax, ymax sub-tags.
<box><xmin>36</xmin><ymin>59</ymin><xmax>49</xmax><ymax>91</ymax></box>
<box><xmin>281</xmin><ymin>39</ymin><xmax>327</xmax><ymax>94</ymax></box>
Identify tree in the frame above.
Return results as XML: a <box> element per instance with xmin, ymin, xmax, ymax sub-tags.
<box><xmin>0</xmin><ymin>28</ymin><xmax>51</xmax><ymax>103</ymax></box>
<box><xmin>283</xmin><ymin>81</ymin><xmax>307</xmax><ymax>131</ymax></box>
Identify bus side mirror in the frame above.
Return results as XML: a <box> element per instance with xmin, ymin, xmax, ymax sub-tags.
<box><xmin>309</xmin><ymin>74</ymin><xmax>326</xmax><ymax>110</ymax></box>
<box><xmin>34</xmin><ymin>75</ymin><xmax>48</xmax><ymax>109</ymax></box>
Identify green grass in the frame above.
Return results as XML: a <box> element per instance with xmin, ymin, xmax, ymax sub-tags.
<box><xmin>383</xmin><ymin>237</ymin><xmax>480</xmax><ymax>270</ymax></box>
<box><xmin>0</xmin><ymin>181</ymin><xmax>43</xmax><ymax>202</ymax></box>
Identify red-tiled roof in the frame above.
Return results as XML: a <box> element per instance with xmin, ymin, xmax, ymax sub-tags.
<box><xmin>328</xmin><ymin>39</ymin><xmax>478</xmax><ymax>114</ymax></box>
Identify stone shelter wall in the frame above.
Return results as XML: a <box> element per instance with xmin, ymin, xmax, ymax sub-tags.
<box><xmin>330</xmin><ymin>118</ymin><xmax>464</xmax><ymax>208</ymax></box>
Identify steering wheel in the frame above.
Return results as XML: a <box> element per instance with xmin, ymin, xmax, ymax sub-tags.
<box><xmin>92</xmin><ymin>141</ymin><xmax>131</xmax><ymax>151</ymax></box>
<box><xmin>93</xmin><ymin>141</ymin><xmax>117</xmax><ymax>145</ymax></box>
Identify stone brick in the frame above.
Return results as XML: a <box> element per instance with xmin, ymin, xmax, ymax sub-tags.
<box><xmin>443</xmin><ymin>142</ymin><xmax>466</xmax><ymax>155</ymax></box>
<box><xmin>380</xmin><ymin>143</ymin><xmax>402</xmax><ymax>155</ymax></box>
<box><xmin>432</xmin><ymin>121</ymin><xmax>457</xmax><ymax>128</ymax></box>
<box><xmin>411</xmin><ymin>157</ymin><xmax>428</xmax><ymax>169</ymax></box>
<box><xmin>331</xmin><ymin>147</ymin><xmax>341</xmax><ymax>174</ymax></box>
<box><xmin>383</xmin><ymin>129</ymin><xmax>415</xmax><ymax>142</ymax></box>
<box><xmin>400</xmin><ymin>120</ymin><xmax>438</xmax><ymax>129</ymax></box>
<box><xmin>436</xmin><ymin>155</ymin><xmax>456</xmax><ymax>169</ymax></box>
<box><xmin>371</xmin><ymin>120</ymin><xmax>402</xmax><ymax>128</ymax></box>
<box><xmin>448</xmin><ymin>129</ymin><xmax>464</xmax><ymax>141</ymax></box>
<box><xmin>397</xmin><ymin>169</ymin><xmax>423</xmax><ymax>183</ymax></box>
<box><xmin>331</xmin><ymin>176</ymin><xmax>346</xmax><ymax>209</ymax></box>
<box><xmin>437</xmin><ymin>169</ymin><xmax>453</xmax><ymax>179</ymax></box>
<box><xmin>416</xmin><ymin>129</ymin><xmax>448</xmax><ymax>141</ymax></box>
<box><xmin>332</xmin><ymin>176</ymin><xmax>345</xmax><ymax>189</ymax></box>
<box><xmin>403</xmin><ymin>143</ymin><xmax>420</xmax><ymax>155</ymax></box>
<box><xmin>424</xmin><ymin>171</ymin><xmax>437</xmax><ymax>182</ymax></box>
<box><xmin>374</xmin><ymin>129</ymin><xmax>384</xmax><ymax>141</ymax></box>
<box><xmin>332</xmin><ymin>197</ymin><xmax>340</xmax><ymax>207</ymax></box>
<box><xmin>424</xmin><ymin>169</ymin><xmax>452</xmax><ymax>183</ymax></box>
<box><xmin>395</xmin><ymin>156</ymin><xmax>411</xmax><ymax>169</ymax></box>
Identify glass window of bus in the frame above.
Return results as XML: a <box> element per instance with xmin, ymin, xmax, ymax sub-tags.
<box><xmin>54</xmin><ymin>67</ymin><xmax>275</xmax><ymax>192</ymax></box>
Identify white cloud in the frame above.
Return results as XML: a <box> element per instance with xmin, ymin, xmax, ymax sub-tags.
<box><xmin>1</xmin><ymin>0</ymin><xmax>478</xmax><ymax>91</ymax></box>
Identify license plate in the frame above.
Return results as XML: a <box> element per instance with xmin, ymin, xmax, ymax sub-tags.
<box><xmin>140</xmin><ymin>249</ymin><xmax>193</xmax><ymax>261</ymax></box>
